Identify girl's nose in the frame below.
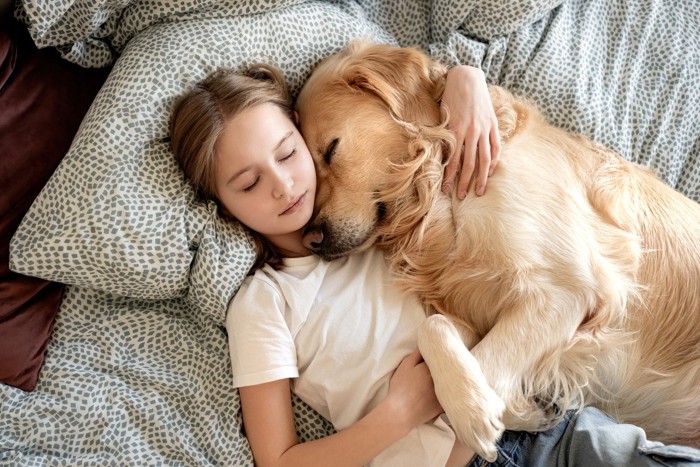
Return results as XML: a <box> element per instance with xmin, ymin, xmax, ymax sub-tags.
<box><xmin>271</xmin><ymin>169</ymin><xmax>293</xmax><ymax>199</ymax></box>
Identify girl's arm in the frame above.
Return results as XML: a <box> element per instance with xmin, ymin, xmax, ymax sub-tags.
<box><xmin>441</xmin><ymin>65</ymin><xmax>501</xmax><ymax>198</ymax></box>
<box><xmin>239</xmin><ymin>350</ymin><xmax>442</xmax><ymax>467</ymax></box>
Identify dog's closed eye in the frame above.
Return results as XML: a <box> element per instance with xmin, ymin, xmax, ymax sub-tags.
<box><xmin>323</xmin><ymin>138</ymin><xmax>339</xmax><ymax>165</ymax></box>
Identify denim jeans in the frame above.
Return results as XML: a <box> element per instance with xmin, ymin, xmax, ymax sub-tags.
<box><xmin>468</xmin><ymin>407</ymin><xmax>700</xmax><ymax>467</ymax></box>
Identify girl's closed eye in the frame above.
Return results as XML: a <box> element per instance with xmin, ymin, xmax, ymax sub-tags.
<box><xmin>280</xmin><ymin>148</ymin><xmax>296</xmax><ymax>162</ymax></box>
<box><xmin>242</xmin><ymin>176</ymin><xmax>260</xmax><ymax>192</ymax></box>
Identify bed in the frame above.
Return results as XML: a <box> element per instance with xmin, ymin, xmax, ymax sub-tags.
<box><xmin>1</xmin><ymin>0</ymin><xmax>698</xmax><ymax>465</ymax></box>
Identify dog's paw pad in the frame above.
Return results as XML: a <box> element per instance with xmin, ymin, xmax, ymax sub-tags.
<box><xmin>535</xmin><ymin>398</ymin><xmax>567</xmax><ymax>430</ymax></box>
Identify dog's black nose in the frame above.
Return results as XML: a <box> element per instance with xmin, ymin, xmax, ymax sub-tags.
<box><xmin>302</xmin><ymin>227</ymin><xmax>324</xmax><ymax>252</ymax></box>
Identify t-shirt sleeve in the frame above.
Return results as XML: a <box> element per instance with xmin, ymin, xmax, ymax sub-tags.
<box><xmin>225</xmin><ymin>275</ymin><xmax>299</xmax><ymax>388</ymax></box>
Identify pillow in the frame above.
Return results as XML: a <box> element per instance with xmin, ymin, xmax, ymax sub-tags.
<box><xmin>0</xmin><ymin>15</ymin><xmax>109</xmax><ymax>391</ymax></box>
<box><xmin>10</xmin><ymin>1</ymin><xmax>396</xmax><ymax>325</ymax></box>
<box><xmin>15</xmin><ymin>0</ymin><xmax>309</xmax><ymax>67</ymax></box>
<box><xmin>430</xmin><ymin>0</ymin><xmax>564</xmax><ymax>44</ymax></box>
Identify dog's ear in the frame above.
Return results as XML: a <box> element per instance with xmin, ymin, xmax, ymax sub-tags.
<box><xmin>341</xmin><ymin>42</ymin><xmax>446</xmax><ymax>121</ymax></box>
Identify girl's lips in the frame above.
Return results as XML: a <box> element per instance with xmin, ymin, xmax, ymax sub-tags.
<box><xmin>280</xmin><ymin>192</ymin><xmax>306</xmax><ymax>215</ymax></box>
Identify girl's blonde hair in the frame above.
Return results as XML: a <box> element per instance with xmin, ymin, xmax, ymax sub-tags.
<box><xmin>170</xmin><ymin>64</ymin><xmax>294</xmax><ymax>270</ymax></box>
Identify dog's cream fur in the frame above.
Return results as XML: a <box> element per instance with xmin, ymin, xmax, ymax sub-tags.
<box><xmin>296</xmin><ymin>41</ymin><xmax>700</xmax><ymax>460</ymax></box>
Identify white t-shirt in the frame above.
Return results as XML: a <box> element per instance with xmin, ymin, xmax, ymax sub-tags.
<box><xmin>226</xmin><ymin>247</ymin><xmax>455</xmax><ymax>467</ymax></box>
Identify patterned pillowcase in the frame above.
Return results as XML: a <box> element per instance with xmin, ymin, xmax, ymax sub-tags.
<box><xmin>430</xmin><ymin>0</ymin><xmax>564</xmax><ymax>44</ymax></box>
<box><xmin>10</xmin><ymin>1</ymin><xmax>395</xmax><ymax>324</ymax></box>
<box><xmin>14</xmin><ymin>0</ymin><xmax>310</xmax><ymax>67</ymax></box>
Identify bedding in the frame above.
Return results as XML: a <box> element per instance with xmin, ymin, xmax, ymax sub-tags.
<box><xmin>1</xmin><ymin>0</ymin><xmax>698</xmax><ymax>465</ymax></box>
<box><xmin>0</xmin><ymin>15</ymin><xmax>109</xmax><ymax>392</ymax></box>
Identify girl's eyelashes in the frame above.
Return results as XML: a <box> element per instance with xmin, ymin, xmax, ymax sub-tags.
<box><xmin>239</xmin><ymin>148</ymin><xmax>295</xmax><ymax>192</ymax></box>
<box><xmin>280</xmin><ymin>148</ymin><xmax>296</xmax><ymax>162</ymax></box>
<box><xmin>242</xmin><ymin>177</ymin><xmax>260</xmax><ymax>192</ymax></box>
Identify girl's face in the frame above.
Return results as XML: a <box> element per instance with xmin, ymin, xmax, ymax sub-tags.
<box><xmin>214</xmin><ymin>103</ymin><xmax>316</xmax><ymax>248</ymax></box>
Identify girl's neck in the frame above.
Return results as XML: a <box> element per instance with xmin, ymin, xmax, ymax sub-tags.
<box><xmin>268</xmin><ymin>229</ymin><xmax>312</xmax><ymax>258</ymax></box>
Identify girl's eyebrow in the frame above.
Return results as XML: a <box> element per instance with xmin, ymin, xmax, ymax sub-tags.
<box><xmin>227</xmin><ymin>165</ymin><xmax>253</xmax><ymax>186</ymax></box>
<box><xmin>274</xmin><ymin>131</ymin><xmax>294</xmax><ymax>151</ymax></box>
<box><xmin>227</xmin><ymin>131</ymin><xmax>294</xmax><ymax>185</ymax></box>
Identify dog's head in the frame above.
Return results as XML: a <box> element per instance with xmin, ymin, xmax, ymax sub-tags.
<box><xmin>297</xmin><ymin>41</ymin><xmax>451</xmax><ymax>260</ymax></box>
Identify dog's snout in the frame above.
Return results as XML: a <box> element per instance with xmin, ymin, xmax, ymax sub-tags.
<box><xmin>302</xmin><ymin>226</ymin><xmax>325</xmax><ymax>252</ymax></box>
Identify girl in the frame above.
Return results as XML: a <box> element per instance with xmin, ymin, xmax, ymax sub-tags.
<box><xmin>169</xmin><ymin>63</ymin><xmax>700</xmax><ymax>467</ymax></box>
<box><xmin>170</xmin><ymin>62</ymin><xmax>496</xmax><ymax>467</ymax></box>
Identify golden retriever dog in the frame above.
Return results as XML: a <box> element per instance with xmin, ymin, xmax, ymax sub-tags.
<box><xmin>295</xmin><ymin>41</ymin><xmax>700</xmax><ymax>460</ymax></box>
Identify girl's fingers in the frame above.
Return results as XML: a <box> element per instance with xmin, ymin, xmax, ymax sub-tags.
<box><xmin>476</xmin><ymin>135</ymin><xmax>491</xmax><ymax>196</ymax></box>
<box><xmin>457</xmin><ymin>132</ymin><xmax>478</xmax><ymax>199</ymax></box>
<box><xmin>410</xmin><ymin>349</ymin><xmax>424</xmax><ymax>365</ymax></box>
<box><xmin>443</xmin><ymin>133</ymin><xmax>465</xmax><ymax>194</ymax></box>
<box><xmin>489</xmin><ymin>129</ymin><xmax>501</xmax><ymax>176</ymax></box>
<box><xmin>399</xmin><ymin>349</ymin><xmax>423</xmax><ymax>369</ymax></box>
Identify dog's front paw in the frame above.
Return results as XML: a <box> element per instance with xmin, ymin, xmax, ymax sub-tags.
<box><xmin>443</xmin><ymin>382</ymin><xmax>506</xmax><ymax>463</ymax></box>
<box><xmin>418</xmin><ymin>314</ymin><xmax>506</xmax><ymax>461</ymax></box>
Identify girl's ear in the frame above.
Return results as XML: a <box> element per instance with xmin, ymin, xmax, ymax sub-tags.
<box><xmin>293</xmin><ymin>110</ymin><xmax>300</xmax><ymax>126</ymax></box>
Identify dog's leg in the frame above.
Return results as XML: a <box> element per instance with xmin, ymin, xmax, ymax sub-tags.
<box><xmin>418</xmin><ymin>314</ymin><xmax>505</xmax><ymax>462</ymax></box>
<box><xmin>470</xmin><ymin>301</ymin><xmax>585</xmax><ymax>432</ymax></box>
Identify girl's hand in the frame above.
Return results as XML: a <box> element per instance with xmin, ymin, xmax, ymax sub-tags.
<box><xmin>385</xmin><ymin>350</ymin><xmax>443</xmax><ymax>433</ymax></box>
<box><xmin>441</xmin><ymin>65</ymin><xmax>501</xmax><ymax>198</ymax></box>
<box><xmin>240</xmin><ymin>360</ymin><xmax>444</xmax><ymax>467</ymax></box>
